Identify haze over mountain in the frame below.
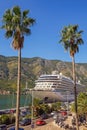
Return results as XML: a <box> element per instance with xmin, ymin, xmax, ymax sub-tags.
<box><xmin>0</xmin><ymin>55</ymin><xmax>87</xmax><ymax>92</ymax></box>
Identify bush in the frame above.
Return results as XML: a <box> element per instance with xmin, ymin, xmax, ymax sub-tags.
<box><xmin>0</xmin><ymin>114</ymin><xmax>15</xmax><ymax>125</ymax></box>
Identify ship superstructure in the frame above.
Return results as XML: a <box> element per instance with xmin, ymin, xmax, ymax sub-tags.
<box><xmin>34</xmin><ymin>73</ymin><xmax>86</xmax><ymax>101</ymax></box>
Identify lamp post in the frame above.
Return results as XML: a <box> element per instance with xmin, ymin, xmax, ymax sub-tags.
<box><xmin>66</xmin><ymin>91</ymin><xmax>69</xmax><ymax>116</ymax></box>
<box><xmin>31</xmin><ymin>89</ymin><xmax>34</xmax><ymax>130</ymax></box>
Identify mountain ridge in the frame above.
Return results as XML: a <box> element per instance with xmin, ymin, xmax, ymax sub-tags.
<box><xmin>0</xmin><ymin>55</ymin><xmax>87</xmax><ymax>91</ymax></box>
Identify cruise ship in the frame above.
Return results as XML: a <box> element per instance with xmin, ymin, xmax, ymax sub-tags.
<box><xmin>34</xmin><ymin>72</ymin><xmax>86</xmax><ymax>102</ymax></box>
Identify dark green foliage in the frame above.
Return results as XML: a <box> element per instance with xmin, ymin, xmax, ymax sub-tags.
<box><xmin>0</xmin><ymin>114</ymin><xmax>15</xmax><ymax>125</ymax></box>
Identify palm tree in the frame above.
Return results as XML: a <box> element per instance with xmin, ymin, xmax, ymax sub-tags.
<box><xmin>1</xmin><ymin>6</ymin><xmax>35</xmax><ymax>130</ymax></box>
<box><xmin>77</xmin><ymin>92</ymin><xmax>87</xmax><ymax>120</ymax></box>
<box><xmin>59</xmin><ymin>24</ymin><xmax>84</xmax><ymax>130</ymax></box>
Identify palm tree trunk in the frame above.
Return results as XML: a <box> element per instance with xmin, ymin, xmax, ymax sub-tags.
<box><xmin>86</xmin><ymin>114</ymin><xmax>87</xmax><ymax>122</ymax></box>
<box><xmin>15</xmin><ymin>48</ymin><xmax>21</xmax><ymax>130</ymax></box>
<box><xmin>72</xmin><ymin>56</ymin><xmax>79</xmax><ymax>130</ymax></box>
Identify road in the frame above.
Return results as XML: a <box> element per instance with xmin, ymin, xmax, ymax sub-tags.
<box><xmin>7</xmin><ymin>117</ymin><xmax>57</xmax><ymax>130</ymax></box>
<box><xmin>22</xmin><ymin>116</ymin><xmax>87</xmax><ymax>130</ymax></box>
<box><xmin>21</xmin><ymin>117</ymin><xmax>54</xmax><ymax>130</ymax></box>
<box><xmin>8</xmin><ymin>116</ymin><xmax>87</xmax><ymax>130</ymax></box>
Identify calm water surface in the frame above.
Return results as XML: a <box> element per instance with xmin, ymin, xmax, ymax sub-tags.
<box><xmin>0</xmin><ymin>94</ymin><xmax>31</xmax><ymax>110</ymax></box>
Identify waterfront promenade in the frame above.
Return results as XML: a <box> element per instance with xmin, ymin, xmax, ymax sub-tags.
<box><xmin>22</xmin><ymin>115</ymin><xmax>87</xmax><ymax>130</ymax></box>
<box><xmin>7</xmin><ymin>116</ymin><xmax>87</xmax><ymax>130</ymax></box>
<box><xmin>23</xmin><ymin>121</ymin><xmax>87</xmax><ymax>130</ymax></box>
<box><xmin>34</xmin><ymin>122</ymin><xmax>62</xmax><ymax>130</ymax></box>
<box><xmin>32</xmin><ymin>120</ymin><xmax>87</xmax><ymax>130</ymax></box>
<box><xmin>22</xmin><ymin>121</ymin><xmax>63</xmax><ymax>130</ymax></box>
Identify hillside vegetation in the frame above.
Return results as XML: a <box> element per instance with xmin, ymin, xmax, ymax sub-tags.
<box><xmin>0</xmin><ymin>55</ymin><xmax>87</xmax><ymax>92</ymax></box>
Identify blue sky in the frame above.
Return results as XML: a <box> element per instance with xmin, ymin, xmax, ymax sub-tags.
<box><xmin>0</xmin><ymin>0</ymin><xmax>87</xmax><ymax>63</ymax></box>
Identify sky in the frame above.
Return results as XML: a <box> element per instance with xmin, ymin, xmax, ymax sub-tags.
<box><xmin>0</xmin><ymin>0</ymin><xmax>87</xmax><ymax>63</ymax></box>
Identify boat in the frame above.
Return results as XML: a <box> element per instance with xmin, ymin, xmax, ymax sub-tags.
<box><xmin>34</xmin><ymin>72</ymin><xmax>86</xmax><ymax>102</ymax></box>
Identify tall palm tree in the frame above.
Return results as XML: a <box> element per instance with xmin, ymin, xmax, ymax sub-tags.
<box><xmin>1</xmin><ymin>6</ymin><xmax>35</xmax><ymax>130</ymax></box>
<box><xmin>59</xmin><ymin>24</ymin><xmax>84</xmax><ymax>130</ymax></box>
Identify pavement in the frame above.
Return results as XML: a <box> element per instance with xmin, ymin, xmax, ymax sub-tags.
<box><xmin>32</xmin><ymin>116</ymin><xmax>87</xmax><ymax>130</ymax></box>
<box><xmin>33</xmin><ymin>121</ymin><xmax>63</xmax><ymax>130</ymax></box>
<box><xmin>10</xmin><ymin>116</ymin><xmax>87</xmax><ymax>130</ymax></box>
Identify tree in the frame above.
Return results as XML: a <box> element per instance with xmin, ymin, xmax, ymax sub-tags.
<box><xmin>1</xmin><ymin>6</ymin><xmax>35</xmax><ymax>130</ymax></box>
<box><xmin>59</xmin><ymin>24</ymin><xmax>84</xmax><ymax>130</ymax></box>
<box><xmin>77</xmin><ymin>92</ymin><xmax>87</xmax><ymax>120</ymax></box>
<box><xmin>51</xmin><ymin>102</ymin><xmax>61</xmax><ymax>111</ymax></box>
<box><xmin>71</xmin><ymin>92</ymin><xmax>87</xmax><ymax>121</ymax></box>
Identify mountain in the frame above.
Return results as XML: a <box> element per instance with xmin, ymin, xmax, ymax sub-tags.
<box><xmin>0</xmin><ymin>55</ymin><xmax>87</xmax><ymax>92</ymax></box>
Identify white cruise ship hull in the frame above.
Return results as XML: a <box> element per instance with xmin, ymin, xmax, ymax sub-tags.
<box><xmin>34</xmin><ymin>73</ymin><xmax>86</xmax><ymax>102</ymax></box>
<box><xmin>32</xmin><ymin>90</ymin><xmax>74</xmax><ymax>102</ymax></box>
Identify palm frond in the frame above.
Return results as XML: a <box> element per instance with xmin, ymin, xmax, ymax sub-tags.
<box><xmin>23</xmin><ymin>10</ymin><xmax>29</xmax><ymax>18</ymax></box>
<box><xmin>59</xmin><ymin>24</ymin><xmax>84</xmax><ymax>56</ymax></box>
<box><xmin>13</xmin><ymin>6</ymin><xmax>21</xmax><ymax>16</ymax></box>
<box><xmin>5</xmin><ymin>30</ymin><xmax>13</xmax><ymax>38</ymax></box>
<box><xmin>1</xmin><ymin>5</ymin><xmax>35</xmax><ymax>50</ymax></box>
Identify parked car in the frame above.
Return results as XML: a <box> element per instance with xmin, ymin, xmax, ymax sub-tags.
<box><xmin>53</xmin><ymin>114</ymin><xmax>58</xmax><ymax>120</ymax></box>
<box><xmin>40</xmin><ymin>113</ymin><xmax>48</xmax><ymax>119</ymax></box>
<box><xmin>50</xmin><ymin>111</ymin><xmax>57</xmax><ymax>116</ymax></box>
<box><xmin>8</xmin><ymin>127</ymin><xmax>24</xmax><ymax>130</ymax></box>
<box><xmin>20</xmin><ymin>111</ymin><xmax>27</xmax><ymax>117</ymax></box>
<box><xmin>19</xmin><ymin>118</ymin><xmax>31</xmax><ymax>126</ymax></box>
<box><xmin>0</xmin><ymin>124</ymin><xmax>7</xmax><ymax>130</ymax></box>
<box><xmin>0</xmin><ymin>111</ymin><xmax>6</xmax><ymax>115</ymax></box>
<box><xmin>61</xmin><ymin>111</ymin><xmax>67</xmax><ymax>116</ymax></box>
<box><xmin>36</xmin><ymin>119</ymin><xmax>46</xmax><ymax>126</ymax></box>
<box><xmin>10</xmin><ymin>109</ymin><xmax>16</xmax><ymax>113</ymax></box>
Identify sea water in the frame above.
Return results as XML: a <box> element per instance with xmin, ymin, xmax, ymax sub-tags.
<box><xmin>0</xmin><ymin>94</ymin><xmax>32</xmax><ymax>110</ymax></box>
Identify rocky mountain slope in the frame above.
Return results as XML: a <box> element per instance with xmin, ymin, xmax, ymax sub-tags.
<box><xmin>0</xmin><ymin>55</ymin><xmax>87</xmax><ymax>92</ymax></box>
